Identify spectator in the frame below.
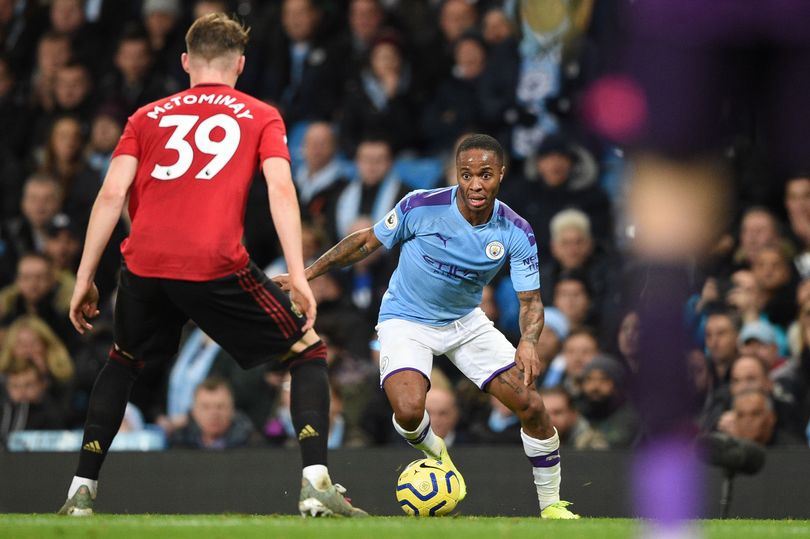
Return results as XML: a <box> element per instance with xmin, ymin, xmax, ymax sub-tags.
<box><xmin>419</xmin><ymin>0</ymin><xmax>478</xmax><ymax>89</ymax></box>
<box><xmin>579</xmin><ymin>355</ymin><xmax>640</xmax><ymax>448</ymax></box>
<box><xmin>29</xmin><ymin>32</ymin><xmax>72</xmax><ymax>114</ymax></box>
<box><xmin>421</xmin><ymin>31</ymin><xmax>487</xmax><ymax>153</ymax></box>
<box><xmin>339</xmin><ymin>30</ymin><xmax>420</xmax><ymax>156</ymax></box>
<box><xmin>169</xmin><ymin>377</ymin><xmax>262</xmax><ymax>449</ymax></box>
<box><xmin>425</xmin><ymin>385</ymin><xmax>469</xmax><ymax>447</ymax></box>
<box><xmin>543</xmin><ymin>327</ymin><xmax>600</xmax><ymax>406</ymax></box>
<box><xmin>552</xmin><ymin>270</ymin><xmax>593</xmax><ymax>330</ymax></box>
<box><xmin>38</xmin><ymin>115</ymin><xmax>99</xmax><ymax>223</ymax></box>
<box><xmin>141</xmin><ymin>0</ymin><xmax>186</xmax><ymax>87</ymax></box>
<box><xmin>193</xmin><ymin>1</ymin><xmax>229</xmax><ymax>19</ymax></box>
<box><xmin>751</xmin><ymin>243</ymin><xmax>798</xmax><ymax>330</ymax></box>
<box><xmin>0</xmin><ymin>253</ymin><xmax>75</xmax><ymax>349</ymax></box>
<box><xmin>481</xmin><ymin>7</ymin><xmax>516</xmax><ymax>47</ymax></box>
<box><xmin>327</xmin><ymin>138</ymin><xmax>408</xmax><ymax>241</ymax></box>
<box><xmin>734</xmin><ymin>207</ymin><xmax>784</xmax><ymax>269</ymax></box>
<box><xmin>293</xmin><ymin>122</ymin><xmax>348</xmax><ymax>226</ymax></box>
<box><xmin>85</xmin><ymin>105</ymin><xmax>126</xmax><ymax>179</ymax></box>
<box><xmin>536</xmin><ymin>306</ymin><xmax>568</xmax><ymax>370</ymax></box>
<box><xmin>258</xmin><ymin>0</ymin><xmax>343</xmax><ymax>125</ymax></box>
<box><xmin>784</xmin><ymin>175</ymin><xmax>810</xmax><ymax>278</ymax></box>
<box><xmin>539</xmin><ymin>386</ymin><xmax>608</xmax><ymax>450</ymax></box>
<box><xmin>704</xmin><ymin>309</ymin><xmax>741</xmax><ymax>385</ymax></box>
<box><xmin>0</xmin><ymin>315</ymin><xmax>74</xmax><ymax>388</ymax></box>
<box><xmin>616</xmin><ymin>311</ymin><xmax>640</xmax><ymax>373</ymax></box>
<box><xmin>48</xmin><ymin>0</ymin><xmax>102</xmax><ymax>72</ymax></box>
<box><xmin>3</xmin><ymin>175</ymin><xmax>63</xmax><ymax>262</ymax></box>
<box><xmin>0</xmin><ymin>360</ymin><xmax>66</xmax><ymax>444</ymax></box>
<box><xmin>729</xmin><ymin>388</ymin><xmax>804</xmax><ymax>446</ymax></box>
<box><xmin>335</xmin><ymin>0</ymin><xmax>387</xmax><ymax>82</ymax></box>
<box><xmin>500</xmin><ymin>135</ymin><xmax>613</xmax><ymax>260</ymax></box>
<box><xmin>100</xmin><ymin>28</ymin><xmax>175</xmax><ymax>114</ymax></box>
<box><xmin>738</xmin><ymin>321</ymin><xmax>785</xmax><ymax>372</ymax></box>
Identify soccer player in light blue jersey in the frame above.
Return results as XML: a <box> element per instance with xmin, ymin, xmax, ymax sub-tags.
<box><xmin>276</xmin><ymin>134</ymin><xmax>578</xmax><ymax>518</ymax></box>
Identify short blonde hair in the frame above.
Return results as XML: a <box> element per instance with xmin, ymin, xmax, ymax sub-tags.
<box><xmin>185</xmin><ymin>13</ymin><xmax>249</xmax><ymax>61</ymax></box>
<box><xmin>550</xmin><ymin>208</ymin><xmax>591</xmax><ymax>242</ymax></box>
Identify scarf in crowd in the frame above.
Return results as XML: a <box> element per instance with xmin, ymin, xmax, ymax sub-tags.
<box><xmin>335</xmin><ymin>171</ymin><xmax>402</xmax><ymax>239</ymax></box>
<box><xmin>294</xmin><ymin>159</ymin><xmax>344</xmax><ymax>204</ymax></box>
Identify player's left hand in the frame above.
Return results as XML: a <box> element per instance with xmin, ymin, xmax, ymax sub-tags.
<box><xmin>289</xmin><ymin>275</ymin><xmax>317</xmax><ymax>332</ymax></box>
<box><xmin>515</xmin><ymin>339</ymin><xmax>542</xmax><ymax>386</ymax></box>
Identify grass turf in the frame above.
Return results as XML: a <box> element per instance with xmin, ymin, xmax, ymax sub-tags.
<box><xmin>1</xmin><ymin>515</ymin><xmax>809</xmax><ymax>539</ymax></box>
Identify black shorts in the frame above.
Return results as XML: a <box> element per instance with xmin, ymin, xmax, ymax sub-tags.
<box><xmin>113</xmin><ymin>261</ymin><xmax>306</xmax><ymax>369</ymax></box>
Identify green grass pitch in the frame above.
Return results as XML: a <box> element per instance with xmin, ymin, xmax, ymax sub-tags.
<box><xmin>1</xmin><ymin>515</ymin><xmax>809</xmax><ymax>539</ymax></box>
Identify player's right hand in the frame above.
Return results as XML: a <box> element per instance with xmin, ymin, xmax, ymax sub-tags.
<box><xmin>272</xmin><ymin>273</ymin><xmax>291</xmax><ymax>292</ymax></box>
<box><xmin>289</xmin><ymin>275</ymin><xmax>317</xmax><ymax>332</ymax></box>
<box><xmin>69</xmin><ymin>280</ymin><xmax>100</xmax><ymax>334</ymax></box>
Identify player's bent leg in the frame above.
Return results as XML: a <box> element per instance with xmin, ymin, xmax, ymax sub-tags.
<box><xmin>487</xmin><ymin>366</ymin><xmax>579</xmax><ymax>519</ymax></box>
<box><xmin>285</xmin><ymin>332</ymin><xmax>367</xmax><ymax>517</ymax></box>
<box><xmin>59</xmin><ymin>346</ymin><xmax>144</xmax><ymax>516</ymax></box>
<box><xmin>384</xmin><ymin>371</ymin><xmax>467</xmax><ymax>500</ymax></box>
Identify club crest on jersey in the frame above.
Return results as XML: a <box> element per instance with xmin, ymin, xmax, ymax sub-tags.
<box><xmin>384</xmin><ymin>209</ymin><xmax>398</xmax><ymax>230</ymax></box>
<box><xmin>486</xmin><ymin>241</ymin><xmax>505</xmax><ymax>260</ymax></box>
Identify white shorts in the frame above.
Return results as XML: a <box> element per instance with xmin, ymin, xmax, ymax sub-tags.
<box><xmin>376</xmin><ymin>308</ymin><xmax>516</xmax><ymax>390</ymax></box>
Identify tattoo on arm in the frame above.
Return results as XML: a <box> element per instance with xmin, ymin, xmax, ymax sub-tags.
<box><xmin>305</xmin><ymin>228</ymin><xmax>380</xmax><ymax>280</ymax></box>
<box><xmin>517</xmin><ymin>289</ymin><xmax>544</xmax><ymax>344</ymax></box>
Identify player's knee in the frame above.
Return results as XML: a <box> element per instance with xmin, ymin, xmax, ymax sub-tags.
<box><xmin>392</xmin><ymin>403</ymin><xmax>425</xmax><ymax>431</ymax></box>
<box><xmin>107</xmin><ymin>345</ymin><xmax>144</xmax><ymax>378</ymax></box>
<box><xmin>514</xmin><ymin>392</ymin><xmax>545</xmax><ymax>425</ymax></box>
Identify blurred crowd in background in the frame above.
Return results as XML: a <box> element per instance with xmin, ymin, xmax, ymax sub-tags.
<box><xmin>1</xmin><ymin>0</ymin><xmax>809</xmax><ymax>452</ymax></box>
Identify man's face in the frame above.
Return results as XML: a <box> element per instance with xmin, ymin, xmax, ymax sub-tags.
<box><xmin>192</xmin><ymin>387</ymin><xmax>235</xmax><ymax>440</ymax></box>
<box><xmin>740</xmin><ymin>339</ymin><xmax>779</xmax><ymax>370</ymax></box>
<box><xmin>44</xmin><ymin>230</ymin><xmax>80</xmax><ymax>271</ymax></box>
<box><xmin>582</xmin><ymin>369</ymin><xmax>615</xmax><ymax>402</ymax></box>
<box><xmin>752</xmin><ymin>248</ymin><xmax>791</xmax><ymax>292</ymax></box>
<box><xmin>740</xmin><ymin>211</ymin><xmax>778</xmax><ymax>257</ymax></box>
<box><xmin>734</xmin><ymin>392</ymin><xmax>775</xmax><ymax>445</ymax></box>
<box><xmin>349</xmin><ymin>0</ymin><xmax>382</xmax><ymax>43</ymax></box>
<box><xmin>16</xmin><ymin>257</ymin><xmax>55</xmax><ymax>304</ymax></box>
<box><xmin>454</xmin><ymin>39</ymin><xmax>486</xmax><ymax>80</ymax></box>
<box><xmin>440</xmin><ymin>0</ymin><xmax>476</xmax><ymax>43</ymax></box>
<box><xmin>21</xmin><ymin>181</ymin><xmax>61</xmax><ymax>228</ymax></box>
<box><xmin>12</xmin><ymin>327</ymin><xmax>47</xmax><ymax>364</ymax></box>
<box><xmin>551</xmin><ymin>227</ymin><xmax>592</xmax><ymax>270</ymax></box>
<box><xmin>482</xmin><ymin>9</ymin><xmax>513</xmax><ymax>44</ymax></box>
<box><xmin>50</xmin><ymin>0</ymin><xmax>84</xmax><ymax>33</ymax></box>
<box><xmin>55</xmin><ymin>66</ymin><xmax>90</xmax><ymax>109</ymax></box>
<box><xmin>303</xmin><ymin>123</ymin><xmax>336</xmax><ymax>173</ymax></box>
<box><xmin>542</xmin><ymin>393</ymin><xmax>577</xmax><ymax>437</ymax></box>
<box><xmin>37</xmin><ymin>38</ymin><xmax>71</xmax><ymax>77</ymax></box>
<box><xmin>785</xmin><ymin>177</ymin><xmax>810</xmax><ymax>222</ymax></box>
<box><xmin>356</xmin><ymin>141</ymin><xmax>392</xmax><ymax>186</ymax></box>
<box><xmin>562</xmin><ymin>333</ymin><xmax>598</xmax><ymax>378</ymax></box>
<box><xmin>90</xmin><ymin>115</ymin><xmax>123</xmax><ymax>152</ymax></box>
<box><xmin>730</xmin><ymin>357</ymin><xmax>771</xmax><ymax>396</ymax></box>
<box><xmin>6</xmin><ymin>368</ymin><xmax>47</xmax><ymax>404</ymax></box>
<box><xmin>537</xmin><ymin>153</ymin><xmax>573</xmax><ymax>187</ymax></box>
<box><xmin>455</xmin><ymin>148</ymin><xmax>503</xmax><ymax>218</ymax></box>
<box><xmin>145</xmin><ymin>11</ymin><xmax>177</xmax><ymax>39</ymax></box>
<box><xmin>283</xmin><ymin>0</ymin><xmax>318</xmax><ymax>42</ymax></box>
<box><xmin>116</xmin><ymin>40</ymin><xmax>151</xmax><ymax>82</ymax></box>
<box><xmin>425</xmin><ymin>389</ymin><xmax>459</xmax><ymax>439</ymax></box>
<box><xmin>553</xmin><ymin>280</ymin><xmax>589</xmax><ymax>326</ymax></box>
<box><xmin>705</xmin><ymin>315</ymin><xmax>739</xmax><ymax>366</ymax></box>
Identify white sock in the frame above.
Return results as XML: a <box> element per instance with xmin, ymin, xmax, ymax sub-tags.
<box><xmin>521</xmin><ymin>428</ymin><xmax>561</xmax><ymax>510</ymax></box>
<box><xmin>302</xmin><ymin>464</ymin><xmax>330</xmax><ymax>490</ymax></box>
<box><xmin>392</xmin><ymin>411</ymin><xmax>443</xmax><ymax>459</ymax></box>
<box><xmin>68</xmin><ymin>476</ymin><xmax>97</xmax><ymax>499</ymax></box>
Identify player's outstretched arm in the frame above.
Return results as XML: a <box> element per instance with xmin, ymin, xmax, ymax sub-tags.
<box><xmin>263</xmin><ymin>156</ymin><xmax>317</xmax><ymax>331</ymax></box>
<box><xmin>70</xmin><ymin>155</ymin><xmax>138</xmax><ymax>334</ymax></box>
<box><xmin>516</xmin><ymin>289</ymin><xmax>545</xmax><ymax>386</ymax></box>
<box><xmin>272</xmin><ymin>227</ymin><xmax>382</xmax><ymax>291</ymax></box>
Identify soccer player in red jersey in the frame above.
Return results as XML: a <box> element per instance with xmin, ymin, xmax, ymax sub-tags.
<box><xmin>58</xmin><ymin>13</ymin><xmax>366</xmax><ymax>517</ymax></box>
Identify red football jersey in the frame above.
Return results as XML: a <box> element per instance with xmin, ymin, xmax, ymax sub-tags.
<box><xmin>112</xmin><ymin>83</ymin><xmax>290</xmax><ymax>281</ymax></box>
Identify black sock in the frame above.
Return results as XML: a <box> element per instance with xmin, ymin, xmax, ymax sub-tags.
<box><xmin>76</xmin><ymin>349</ymin><xmax>142</xmax><ymax>480</ymax></box>
<box><xmin>289</xmin><ymin>342</ymin><xmax>329</xmax><ymax>468</ymax></box>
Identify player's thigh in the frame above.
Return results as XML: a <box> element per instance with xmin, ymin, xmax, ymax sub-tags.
<box><xmin>114</xmin><ymin>266</ymin><xmax>188</xmax><ymax>360</ymax></box>
<box><xmin>376</xmin><ymin>318</ymin><xmax>439</xmax><ymax>391</ymax></box>
<box><xmin>166</xmin><ymin>262</ymin><xmax>306</xmax><ymax>369</ymax></box>
<box><xmin>446</xmin><ymin>310</ymin><xmax>515</xmax><ymax>390</ymax></box>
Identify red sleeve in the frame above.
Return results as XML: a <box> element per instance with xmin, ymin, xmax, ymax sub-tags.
<box><xmin>258</xmin><ymin>111</ymin><xmax>290</xmax><ymax>163</ymax></box>
<box><xmin>112</xmin><ymin>118</ymin><xmax>141</xmax><ymax>159</ymax></box>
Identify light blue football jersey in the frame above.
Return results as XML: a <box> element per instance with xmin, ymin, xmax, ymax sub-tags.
<box><xmin>373</xmin><ymin>186</ymin><xmax>540</xmax><ymax>326</ymax></box>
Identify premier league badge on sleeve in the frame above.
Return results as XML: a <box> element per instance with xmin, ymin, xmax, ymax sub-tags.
<box><xmin>384</xmin><ymin>209</ymin><xmax>398</xmax><ymax>230</ymax></box>
<box><xmin>485</xmin><ymin>241</ymin><xmax>505</xmax><ymax>260</ymax></box>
